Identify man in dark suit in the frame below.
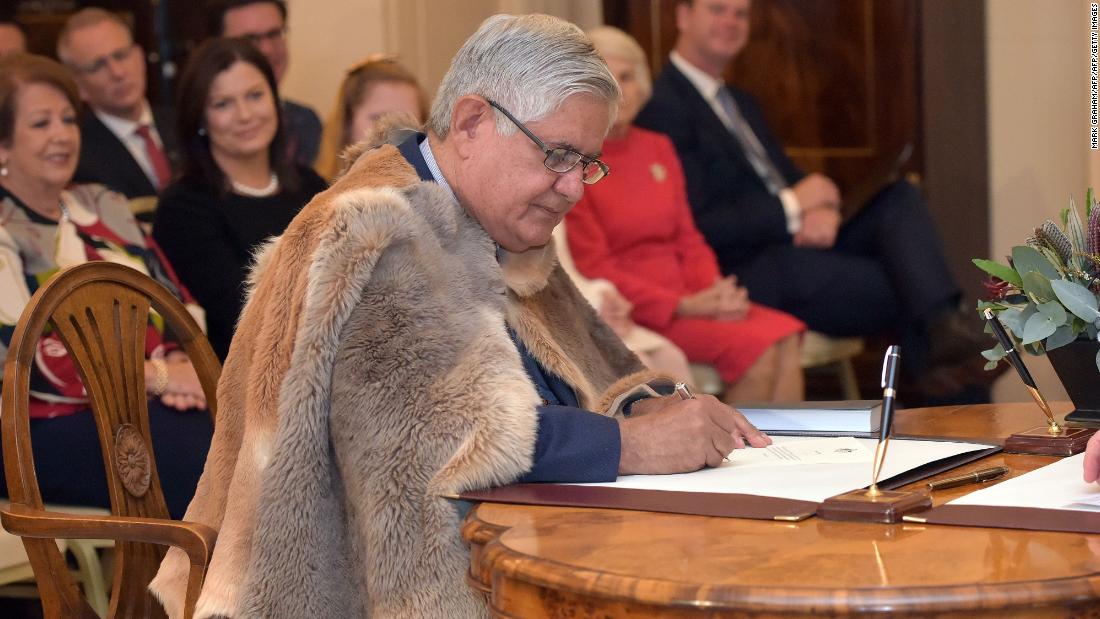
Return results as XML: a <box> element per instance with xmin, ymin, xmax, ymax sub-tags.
<box><xmin>209</xmin><ymin>0</ymin><xmax>322</xmax><ymax>167</ymax></box>
<box><xmin>635</xmin><ymin>0</ymin><xmax>984</xmax><ymax>381</ymax></box>
<box><xmin>58</xmin><ymin>9</ymin><xmax>177</xmax><ymax>202</ymax></box>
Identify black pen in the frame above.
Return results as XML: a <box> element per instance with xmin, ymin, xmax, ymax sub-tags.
<box><xmin>982</xmin><ymin>308</ymin><xmax>1060</xmax><ymax>432</ymax></box>
<box><xmin>869</xmin><ymin>345</ymin><xmax>900</xmax><ymax>493</ymax></box>
<box><xmin>927</xmin><ymin>465</ymin><xmax>1009</xmax><ymax>491</ymax></box>
<box><xmin>879</xmin><ymin>345</ymin><xmax>900</xmax><ymax>442</ymax></box>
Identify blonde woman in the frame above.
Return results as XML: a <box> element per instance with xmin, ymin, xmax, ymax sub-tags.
<box><xmin>315</xmin><ymin>55</ymin><xmax>426</xmax><ymax>180</ymax></box>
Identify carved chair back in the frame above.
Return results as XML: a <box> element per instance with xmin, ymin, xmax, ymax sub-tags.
<box><xmin>1</xmin><ymin>262</ymin><xmax>220</xmax><ymax>617</ymax></box>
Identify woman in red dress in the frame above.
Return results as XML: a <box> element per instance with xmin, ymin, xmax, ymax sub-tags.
<box><xmin>567</xmin><ymin>27</ymin><xmax>805</xmax><ymax>402</ymax></box>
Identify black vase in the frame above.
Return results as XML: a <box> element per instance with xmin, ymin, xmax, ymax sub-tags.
<box><xmin>1047</xmin><ymin>339</ymin><xmax>1100</xmax><ymax>424</ymax></box>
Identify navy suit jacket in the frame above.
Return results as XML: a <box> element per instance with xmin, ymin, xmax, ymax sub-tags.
<box><xmin>635</xmin><ymin>63</ymin><xmax>805</xmax><ymax>270</ymax></box>
<box><xmin>395</xmin><ymin>134</ymin><xmax>621</xmax><ymax>483</ymax></box>
<box><xmin>74</xmin><ymin>106</ymin><xmax>178</xmax><ymax>200</ymax></box>
<box><xmin>283</xmin><ymin>99</ymin><xmax>322</xmax><ymax>167</ymax></box>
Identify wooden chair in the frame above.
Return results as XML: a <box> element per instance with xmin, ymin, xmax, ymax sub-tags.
<box><xmin>0</xmin><ymin>503</ymin><xmax>112</xmax><ymax>616</ymax></box>
<box><xmin>690</xmin><ymin>331</ymin><xmax>864</xmax><ymax>399</ymax></box>
<box><xmin>801</xmin><ymin>331</ymin><xmax>863</xmax><ymax>400</ymax></box>
<box><xmin>1</xmin><ymin>262</ymin><xmax>220</xmax><ymax>618</ymax></box>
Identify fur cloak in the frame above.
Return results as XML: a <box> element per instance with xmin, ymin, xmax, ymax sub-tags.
<box><xmin>149</xmin><ymin>139</ymin><xmax>658</xmax><ymax>617</ymax></box>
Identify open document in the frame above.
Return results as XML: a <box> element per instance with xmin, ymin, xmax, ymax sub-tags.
<box><xmin>580</xmin><ymin>436</ymin><xmax>994</xmax><ymax>503</ymax></box>
<box><xmin>460</xmin><ymin>436</ymin><xmax>997</xmax><ymax>520</ymax></box>
<box><xmin>724</xmin><ymin>436</ymin><xmax>872</xmax><ymax>466</ymax></box>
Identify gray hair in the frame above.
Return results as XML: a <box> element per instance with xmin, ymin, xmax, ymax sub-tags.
<box><xmin>587</xmin><ymin>25</ymin><xmax>652</xmax><ymax>102</ymax></box>
<box><xmin>428</xmin><ymin>14</ymin><xmax>620</xmax><ymax>138</ymax></box>
<box><xmin>57</xmin><ymin>8</ymin><xmax>133</xmax><ymax>65</ymax></box>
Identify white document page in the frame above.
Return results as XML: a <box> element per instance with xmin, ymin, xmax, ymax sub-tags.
<box><xmin>727</xmin><ymin>437</ymin><xmax>871</xmax><ymax>466</ymax></box>
<box><xmin>949</xmin><ymin>453</ymin><xmax>1100</xmax><ymax>512</ymax></box>
<box><xmin>577</xmin><ymin>436</ymin><xmax>992</xmax><ymax>503</ymax></box>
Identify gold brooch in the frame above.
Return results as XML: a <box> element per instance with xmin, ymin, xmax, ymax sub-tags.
<box><xmin>650</xmin><ymin>163</ymin><xmax>667</xmax><ymax>182</ymax></box>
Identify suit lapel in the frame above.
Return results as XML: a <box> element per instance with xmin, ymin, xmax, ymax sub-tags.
<box><xmin>152</xmin><ymin>106</ymin><xmax>180</xmax><ymax>170</ymax></box>
<box><xmin>662</xmin><ymin>65</ymin><xmax>757</xmax><ymax>173</ymax></box>
<box><xmin>80</xmin><ymin>114</ymin><xmax>156</xmax><ymax>196</ymax></box>
<box><xmin>395</xmin><ymin>132</ymin><xmax>435</xmax><ymax>181</ymax></box>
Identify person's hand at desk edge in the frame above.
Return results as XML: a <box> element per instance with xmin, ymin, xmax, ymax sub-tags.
<box><xmin>1085</xmin><ymin>431</ymin><xmax>1100</xmax><ymax>483</ymax></box>
<box><xmin>618</xmin><ymin>395</ymin><xmax>771</xmax><ymax>475</ymax></box>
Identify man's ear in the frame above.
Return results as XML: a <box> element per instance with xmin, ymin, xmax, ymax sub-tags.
<box><xmin>449</xmin><ymin>95</ymin><xmax>493</xmax><ymax>158</ymax></box>
<box><xmin>74</xmin><ymin>79</ymin><xmax>90</xmax><ymax>104</ymax></box>
<box><xmin>674</xmin><ymin>2</ymin><xmax>691</xmax><ymax>33</ymax></box>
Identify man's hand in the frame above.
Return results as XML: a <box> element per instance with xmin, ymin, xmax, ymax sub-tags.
<box><xmin>618</xmin><ymin>395</ymin><xmax>771</xmax><ymax>475</ymax></box>
<box><xmin>791</xmin><ymin>173</ymin><xmax>840</xmax><ymax>213</ymax></box>
<box><xmin>794</xmin><ymin>207</ymin><xmax>841</xmax><ymax>249</ymax></box>
<box><xmin>1084</xmin><ymin>430</ymin><xmax>1100</xmax><ymax>483</ymax></box>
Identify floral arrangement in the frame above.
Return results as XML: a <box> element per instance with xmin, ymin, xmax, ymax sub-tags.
<box><xmin>974</xmin><ymin>190</ymin><xmax>1100</xmax><ymax>371</ymax></box>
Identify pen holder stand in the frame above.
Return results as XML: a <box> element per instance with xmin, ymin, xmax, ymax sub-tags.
<box><xmin>1004</xmin><ymin>425</ymin><xmax>1095</xmax><ymax>456</ymax></box>
<box><xmin>817</xmin><ymin>487</ymin><xmax>931</xmax><ymax>524</ymax></box>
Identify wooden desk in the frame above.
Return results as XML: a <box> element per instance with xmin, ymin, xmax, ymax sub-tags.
<box><xmin>462</xmin><ymin>403</ymin><xmax>1100</xmax><ymax>617</ymax></box>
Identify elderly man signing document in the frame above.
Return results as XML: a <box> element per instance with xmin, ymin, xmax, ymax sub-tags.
<box><xmin>151</xmin><ymin>13</ymin><xmax>769</xmax><ymax>617</ymax></box>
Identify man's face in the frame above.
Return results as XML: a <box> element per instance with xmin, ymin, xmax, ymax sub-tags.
<box><xmin>455</xmin><ymin>94</ymin><xmax>610</xmax><ymax>252</ymax></box>
<box><xmin>221</xmin><ymin>2</ymin><xmax>288</xmax><ymax>83</ymax></box>
<box><xmin>0</xmin><ymin>24</ymin><xmax>26</xmax><ymax>57</ymax></box>
<box><xmin>64</xmin><ymin>19</ymin><xmax>146</xmax><ymax>119</ymax></box>
<box><xmin>677</xmin><ymin>0</ymin><xmax>752</xmax><ymax>65</ymax></box>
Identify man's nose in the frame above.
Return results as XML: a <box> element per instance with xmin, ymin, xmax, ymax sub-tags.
<box><xmin>258</xmin><ymin>42</ymin><xmax>279</xmax><ymax>62</ymax></box>
<box><xmin>106</xmin><ymin>57</ymin><xmax>127</xmax><ymax>79</ymax></box>
<box><xmin>553</xmin><ymin>165</ymin><xmax>586</xmax><ymax>203</ymax></box>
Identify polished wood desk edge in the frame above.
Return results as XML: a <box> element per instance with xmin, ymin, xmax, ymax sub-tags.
<box><xmin>463</xmin><ymin>505</ymin><xmax>1100</xmax><ymax>613</ymax></box>
<box><xmin>463</xmin><ymin>403</ymin><xmax>1100</xmax><ymax>613</ymax></box>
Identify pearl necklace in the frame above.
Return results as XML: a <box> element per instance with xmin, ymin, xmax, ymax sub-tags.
<box><xmin>230</xmin><ymin>173</ymin><xmax>279</xmax><ymax>197</ymax></box>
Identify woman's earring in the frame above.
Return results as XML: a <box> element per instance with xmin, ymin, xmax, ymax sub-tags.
<box><xmin>0</xmin><ymin>160</ymin><xmax>8</xmax><ymax>177</ymax></box>
<box><xmin>198</xmin><ymin>127</ymin><xmax>207</xmax><ymax>137</ymax></box>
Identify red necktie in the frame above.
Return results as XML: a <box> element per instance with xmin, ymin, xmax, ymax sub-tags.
<box><xmin>135</xmin><ymin>124</ymin><xmax>172</xmax><ymax>190</ymax></box>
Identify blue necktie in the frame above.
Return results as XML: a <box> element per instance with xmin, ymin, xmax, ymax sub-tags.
<box><xmin>716</xmin><ymin>87</ymin><xmax>787</xmax><ymax>196</ymax></box>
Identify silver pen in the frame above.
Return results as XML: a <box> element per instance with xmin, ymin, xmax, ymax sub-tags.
<box><xmin>674</xmin><ymin>382</ymin><xmax>695</xmax><ymax>400</ymax></box>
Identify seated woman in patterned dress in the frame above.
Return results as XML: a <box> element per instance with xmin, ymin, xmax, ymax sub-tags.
<box><xmin>0</xmin><ymin>53</ymin><xmax>212</xmax><ymax>518</ymax></box>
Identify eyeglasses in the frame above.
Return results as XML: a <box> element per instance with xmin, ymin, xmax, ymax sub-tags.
<box><xmin>486</xmin><ymin>99</ymin><xmax>609</xmax><ymax>185</ymax></box>
<box><xmin>72</xmin><ymin>43</ymin><xmax>137</xmax><ymax>76</ymax></box>
<box><xmin>237</xmin><ymin>27</ymin><xmax>287</xmax><ymax>47</ymax></box>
